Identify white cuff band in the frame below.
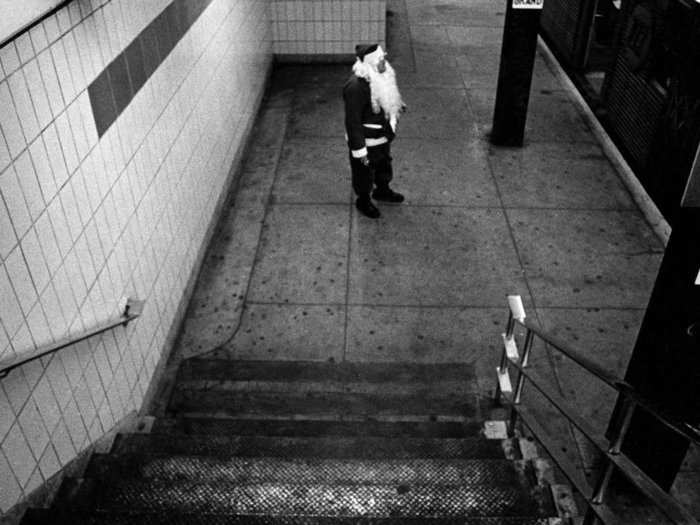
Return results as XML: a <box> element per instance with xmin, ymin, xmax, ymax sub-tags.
<box><xmin>352</xmin><ymin>147</ymin><xmax>368</xmax><ymax>158</ymax></box>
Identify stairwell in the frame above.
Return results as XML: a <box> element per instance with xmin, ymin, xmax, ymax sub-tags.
<box><xmin>21</xmin><ymin>358</ymin><xmax>562</xmax><ymax>524</ymax></box>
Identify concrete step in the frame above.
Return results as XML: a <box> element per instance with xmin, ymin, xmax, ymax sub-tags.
<box><xmin>152</xmin><ymin>416</ymin><xmax>486</xmax><ymax>439</ymax></box>
<box><xmin>112</xmin><ymin>433</ymin><xmax>517</xmax><ymax>460</ymax></box>
<box><xmin>177</xmin><ymin>359</ymin><xmax>479</xmax><ymax>387</ymax></box>
<box><xmin>168</xmin><ymin>389</ymin><xmax>481</xmax><ymax>421</ymax></box>
<box><xmin>85</xmin><ymin>454</ymin><xmax>533</xmax><ymax>487</ymax></box>
<box><xmin>22</xmin><ymin>508</ymin><xmax>557</xmax><ymax>525</ymax></box>
<box><xmin>54</xmin><ymin>478</ymin><xmax>555</xmax><ymax>518</ymax></box>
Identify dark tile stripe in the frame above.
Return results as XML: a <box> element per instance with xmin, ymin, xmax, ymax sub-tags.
<box><xmin>88</xmin><ymin>68</ymin><xmax>117</xmax><ymax>137</ymax></box>
<box><xmin>109</xmin><ymin>53</ymin><xmax>133</xmax><ymax>114</ymax></box>
<box><xmin>124</xmin><ymin>39</ymin><xmax>147</xmax><ymax>96</ymax></box>
<box><xmin>88</xmin><ymin>0</ymin><xmax>214</xmax><ymax>138</ymax></box>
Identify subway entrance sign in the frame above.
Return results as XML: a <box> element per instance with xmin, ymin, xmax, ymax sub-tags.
<box><xmin>513</xmin><ymin>0</ymin><xmax>544</xmax><ymax>9</ymax></box>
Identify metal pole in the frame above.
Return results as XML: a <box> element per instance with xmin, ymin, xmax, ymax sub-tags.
<box><xmin>513</xmin><ymin>329</ymin><xmax>534</xmax><ymax>404</ymax></box>
<box><xmin>586</xmin><ymin>394</ymin><xmax>637</xmax><ymax>519</ymax></box>
<box><xmin>495</xmin><ymin>311</ymin><xmax>515</xmax><ymax>402</ymax></box>
<box><xmin>509</xmin><ymin>329</ymin><xmax>535</xmax><ymax>432</ymax></box>
<box><xmin>609</xmin><ymin>394</ymin><xmax>636</xmax><ymax>455</ymax></box>
<box><xmin>582</xmin><ymin>503</ymin><xmax>601</xmax><ymax>525</ymax></box>
<box><xmin>491</xmin><ymin>0</ymin><xmax>542</xmax><ymax>146</ymax></box>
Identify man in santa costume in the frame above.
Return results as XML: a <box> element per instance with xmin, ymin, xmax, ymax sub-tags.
<box><xmin>343</xmin><ymin>43</ymin><xmax>406</xmax><ymax>219</ymax></box>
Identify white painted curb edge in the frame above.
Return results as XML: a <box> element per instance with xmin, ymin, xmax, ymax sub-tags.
<box><xmin>537</xmin><ymin>36</ymin><xmax>671</xmax><ymax>246</ymax></box>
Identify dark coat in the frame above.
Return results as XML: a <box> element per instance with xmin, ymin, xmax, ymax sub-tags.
<box><xmin>343</xmin><ymin>74</ymin><xmax>395</xmax><ymax>153</ymax></box>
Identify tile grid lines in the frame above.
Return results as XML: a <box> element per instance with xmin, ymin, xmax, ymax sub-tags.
<box><xmin>8</xmin><ymin>23</ymin><xmax>159</xmax><ymax>368</ymax></box>
<box><xmin>0</xmin><ymin>343</ymin><xmax>103</xmax><ymax>497</ymax></box>
<box><xmin>1</xmin><ymin>0</ymin><xmax>238</xmax><ymax>357</ymax></box>
<box><xmin>89</xmin><ymin>0</ymin><xmax>219</xmax><ymax>138</ymax></box>
<box><xmin>0</xmin><ymin>0</ymin><xmax>107</xmax><ymax>57</ymax></box>
<box><xmin>117</xmin><ymin>0</ymin><xmax>254</xmax><ymax>311</ymax></box>
<box><xmin>0</xmin><ymin>9</ymin><xmax>114</xmax><ymax>312</ymax></box>
<box><xmin>0</xmin><ymin>446</ymin><xmax>23</xmax><ymax>504</ymax></box>
<box><xmin>101</xmin><ymin>0</ymin><xmax>252</xmax><ymax>364</ymax></box>
<box><xmin>0</xmin><ymin>1</ymin><xmax>116</xmax><ymax>165</ymax></box>
<box><xmin>0</xmin><ymin>1</ymin><xmax>270</xmax><ymax>507</ymax></box>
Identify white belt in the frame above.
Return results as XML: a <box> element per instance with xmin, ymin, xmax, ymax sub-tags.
<box><xmin>365</xmin><ymin>137</ymin><xmax>388</xmax><ymax>147</ymax></box>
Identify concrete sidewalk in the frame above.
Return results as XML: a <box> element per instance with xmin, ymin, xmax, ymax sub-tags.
<box><xmin>163</xmin><ymin>0</ymin><xmax>698</xmax><ymax>519</ymax></box>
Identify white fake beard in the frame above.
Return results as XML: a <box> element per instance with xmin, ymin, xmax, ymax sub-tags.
<box><xmin>353</xmin><ymin>59</ymin><xmax>405</xmax><ymax>132</ymax></box>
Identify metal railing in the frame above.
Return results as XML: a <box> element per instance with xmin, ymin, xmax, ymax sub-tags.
<box><xmin>0</xmin><ymin>298</ymin><xmax>144</xmax><ymax>379</ymax></box>
<box><xmin>495</xmin><ymin>295</ymin><xmax>699</xmax><ymax>525</ymax></box>
<box><xmin>0</xmin><ymin>1</ymin><xmax>71</xmax><ymax>49</ymax></box>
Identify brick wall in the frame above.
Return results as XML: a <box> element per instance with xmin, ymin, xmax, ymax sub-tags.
<box><xmin>272</xmin><ymin>0</ymin><xmax>386</xmax><ymax>61</ymax></box>
<box><xmin>0</xmin><ymin>0</ymin><xmax>271</xmax><ymax>513</ymax></box>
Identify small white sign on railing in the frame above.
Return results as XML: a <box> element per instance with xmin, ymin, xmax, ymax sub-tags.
<box><xmin>513</xmin><ymin>0</ymin><xmax>544</xmax><ymax>8</ymax></box>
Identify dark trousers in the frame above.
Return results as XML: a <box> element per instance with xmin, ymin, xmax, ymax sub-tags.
<box><xmin>349</xmin><ymin>142</ymin><xmax>393</xmax><ymax>197</ymax></box>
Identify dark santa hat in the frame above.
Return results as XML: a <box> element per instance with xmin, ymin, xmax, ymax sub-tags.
<box><xmin>355</xmin><ymin>43</ymin><xmax>379</xmax><ymax>61</ymax></box>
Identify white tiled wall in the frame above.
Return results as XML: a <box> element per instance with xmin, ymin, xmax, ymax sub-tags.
<box><xmin>0</xmin><ymin>0</ymin><xmax>271</xmax><ymax>513</ymax></box>
<box><xmin>272</xmin><ymin>0</ymin><xmax>385</xmax><ymax>57</ymax></box>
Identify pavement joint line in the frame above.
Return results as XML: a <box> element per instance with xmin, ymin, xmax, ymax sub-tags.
<box><xmin>274</xmin><ymin>202</ymin><xmax>503</xmax><ymax>209</ymax></box>
<box><xmin>265</xmin><ymin>202</ymin><xmax>350</xmax><ymax>207</ymax></box>
<box><xmin>168</xmin><ymin>413</ymin><xmax>478</xmax><ymax>423</ymax></box>
<box><xmin>501</xmin><ymin>206</ymin><xmax>647</xmax><ymax>212</ymax></box>
<box><xmin>243</xmin><ymin>301</ymin><xmax>649</xmax><ymax>311</ymax></box>
<box><xmin>481</xmin><ymin>103</ymin><xmax>579</xmax><ymax>454</ymax></box>
<box><xmin>244</xmin><ymin>301</ymin><xmax>523</xmax><ymax>309</ymax></box>
<box><xmin>343</xmin><ymin>173</ymin><xmax>355</xmax><ymax>363</ymax></box>
<box><xmin>257</xmin><ymin>202</ymin><xmax>652</xmax><ymax>212</ymax></box>
<box><xmin>397</xmin><ymin>0</ymin><xmax>417</xmax><ymax>73</ymax></box>
<box><xmin>510</xmin><ymin>138</ymin><xmax>599</xmax><ymax>145</ymax></box>
<box><xmin>197</xmin><ymin>101</ymin><xmax>295</xmax><ymax>361</ymax></box>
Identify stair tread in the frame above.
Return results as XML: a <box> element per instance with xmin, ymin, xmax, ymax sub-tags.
<box><xmin>58</xmin><ymin>478</ymin><xmax>555</xmax><ymax>517</ymax></box>
<box><xmin>113</xmin><ymin>433</ymin><xmax>516</xmax><ymax>460</ymax></box>
<box><xmin>178</xmin><ymin>359</ymin><xmax>479</xmax><ymax>385</ymax></box>
<box><xmin>152</xmin><ymin>416</ymin><xmax>485</xmax><ymax>438</ymax></box>
<box><xmin>86</xmin><ymin>454</ymin><xmax>533</xmax><ymax>487</ymax></box>
<box><xmin>174</xmin><ymin>379</ymin><xmax>481</xmax><ymax>396</ymax></box>
<box><xmin>23</xmin><ymin>508</ymin><xmax>555</xmax><ymax>525</ymax></box>
<box><xmin>168</xmin><ymin>389</ymin><xmax>481</xmax><ymax>419</ymax></box>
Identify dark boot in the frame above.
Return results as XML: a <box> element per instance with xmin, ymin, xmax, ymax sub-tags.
<box><xmin>355</xmin><ymin>196</ymin><xmax>381</xmax><ymax>218</ymax></box>
<box><xmin>372</xmin><ymin>186</ymin><xmax>404</xmax><ymax>203</ymax></box>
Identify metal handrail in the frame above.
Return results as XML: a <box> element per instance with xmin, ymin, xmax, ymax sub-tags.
<box><xmin>517</xmin><ymin>314</ymin><xmax>700</xmax><ymax>447</ymax></box>
<box><xmin>517</xmin><ymin>316</ymin><xmax>700</xmax><ymax>446</ymax></box>
<box><xmin>0</xmin><ymin>1</ymin><xmax>71</xmax><ymax>50</ymax></box>
<box><xmin>495</xmin><ymin>295</ymin><xmax>699</xmax><ymax>525</ymax></box>
<box><xmin>0</xmin><ymin>298</ymin><xmax>144</xmax><ymax>379</ymax></box>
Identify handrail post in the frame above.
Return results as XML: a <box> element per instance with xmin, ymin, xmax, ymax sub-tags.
<box><xmin>586</xmin><ymin>392</ymin><xmax>637</xmax><ymax>524</ymax></box>
<box><xmin>509</xmin><ymin>328</ymin><xmax>534</xmax><ymax>432</ymax></box>
<box><xmin>513</xmin><ymin>329</ymin><xmax>534</xmax><ymax>404</ymax></box>
<box><xmin>496</xmin><ymin>296</ymin><xmax>526</xmax><ymax>403</ymax></box>
<box><xmin>495</xmin><ymin>310</ymin><xmax>514</xmax><ymax>402</ymax></box>
<box><xmin>501</xmin><ymin>310</ymin><xmax>515</xmax><ymax>374</ymax></box>
<box><xmin>609</xmin><ymin>395</ymin><xmax>636</xmax><ymax>456</ymax></box>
